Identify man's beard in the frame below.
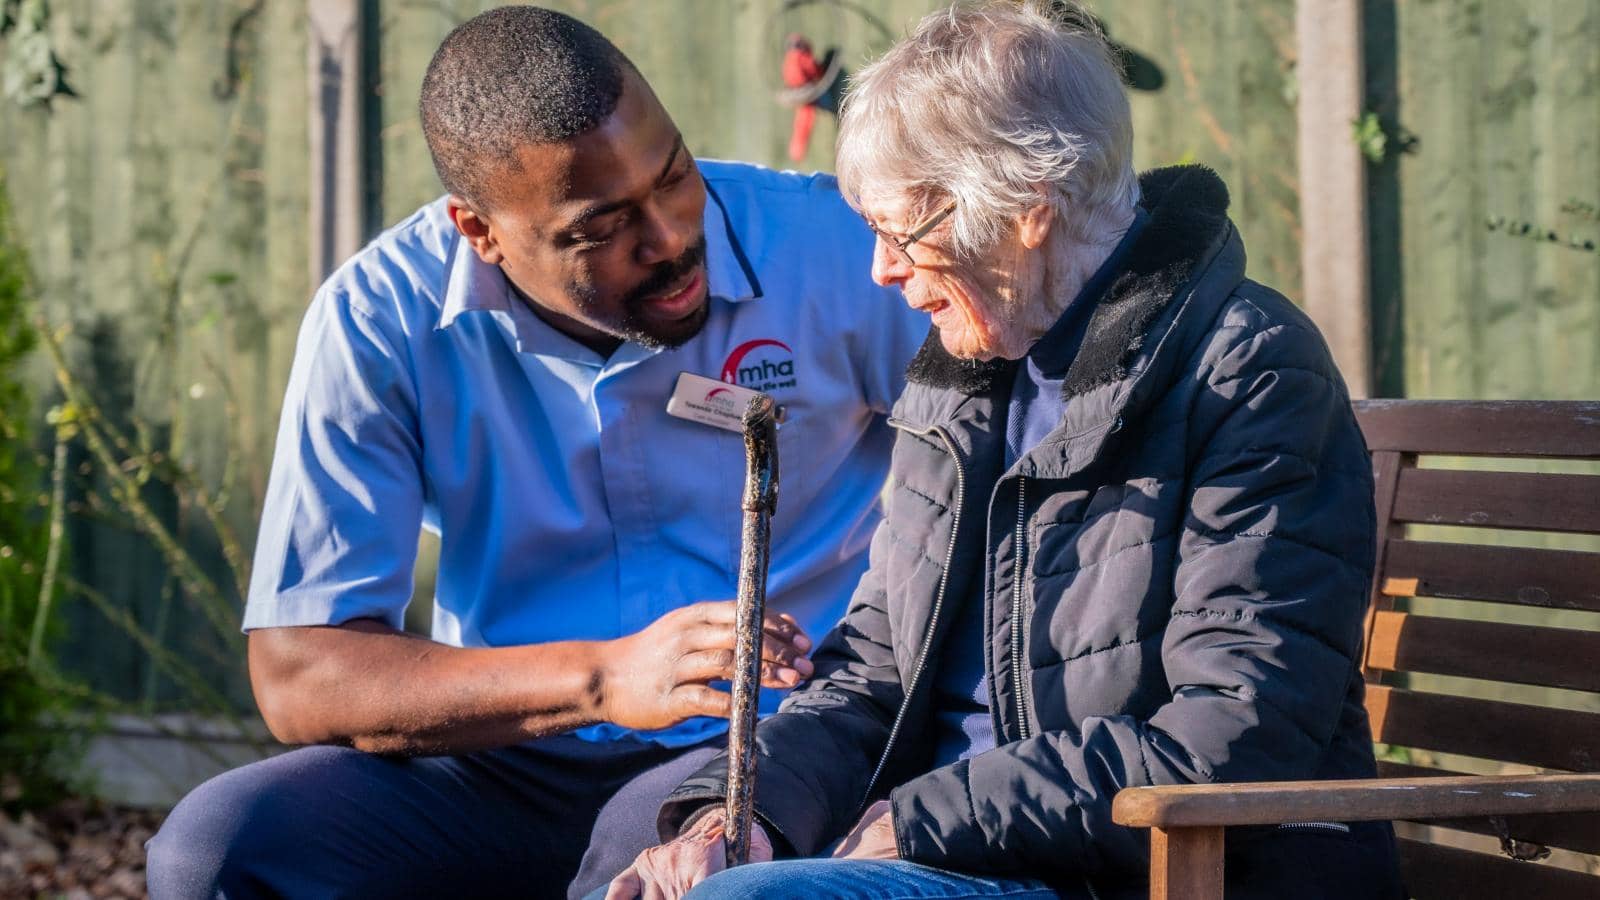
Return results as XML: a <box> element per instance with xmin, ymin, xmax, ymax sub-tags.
<box><xmin>586</xmin><ymin>237</ymin><xmax>711</xmax><ymax>351</ymax></box>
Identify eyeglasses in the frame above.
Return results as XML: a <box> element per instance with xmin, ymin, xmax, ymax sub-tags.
<box><xmin>868</xmin><ymin>200</ymin><xmax>957</xmax><ymax>268</ymax></box>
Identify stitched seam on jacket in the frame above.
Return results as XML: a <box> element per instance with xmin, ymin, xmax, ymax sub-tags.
<box><xmin>883</xmin><ymin>528</ymin><xmax>950</xmax><ymax>573</ymax></box>
<box><xmin>1135</xmin><ymin>738</ymin><xmax>1155</xmax><ymax>786</ymax></box>
<box><xmin>894</xmin><ymin>480</ymin><xmax>951</xmax><ymax>515</ymax></box>
<box><xmin>1169</xmin><ymin>609</ymin><xmax>1359</xmax><ymax>661</ymax></box>
<box><xmin>1184</xmin><ymin>528</ymin><xmax>1363</xmax><ymax>573</ymax></box>
<box><xmin>1139</xmin><ymin>719</ymin><xmax>1218</xmax><ymax>783</ymax></box>
<box><xmin>1032</xmin><ymin>627</ymin><xmax>1163</xmax><ymax>669</ymax></box>
<box><xmin>1208</xmin><ymin>318</ymin><xmax>1328</xmax><ymax>365</ymax></box>
<box><xmin>1207</xmin><ymin>367</ymin><xmax>1343</xmax><ymax>402</ymax></box>
<box><xmin>962</xmin><ymin>764</ymin><xmax>985</xmax><ymax>851</ymax></box>
<box><xmin>1228</xmin><ymin>299</ymin><xmax>1326</xmax><ymax>342</ymax></box>
<box><xmin>1031</xmin><ymin>527</ymin><xmax>1178</xmax><ymax>579</ymax></box>
<box><xmin>1029</xmin><ymin>412</ymin><xmax>1124</xmax><ymax>450</ymax></box>
<box><xmin>1199</xmin><ymin>446</ymin><xmax>1371</xmax><ymax>481</ymax></box>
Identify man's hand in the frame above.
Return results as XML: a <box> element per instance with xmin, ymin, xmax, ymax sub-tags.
<box><xmin>594</xmin><ymin>601</ymin><xmax>814</xmax><ymax>732</ymax></box>
<box><xmin>831</xmin><ymin>799</ymin><xmax>899</xmax><ymax>860</ymax></box>
<box><xmin>606</xmin><ymin>808</ymin><xmax>774</xmax><ymax>900</ymax></box>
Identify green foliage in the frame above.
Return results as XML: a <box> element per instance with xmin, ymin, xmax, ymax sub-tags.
<box><xmin>0</xmin><ymin>166</ymin><xmax>75</xmax><ymax>813</ymax></box>
<box><xmin>0</xmin><ymin>0</ymin><xmax>77</xmax><ymax>109</ymax></box>
<box><xmin>1372</xmin><ymin>742</ymin><xmax>1412</xmax><ymax>766</ymax></box>
<box><xmin>1352</xmin><ymin>112</ymin><xmax>1388</xmax><ymax>165</ymax></box>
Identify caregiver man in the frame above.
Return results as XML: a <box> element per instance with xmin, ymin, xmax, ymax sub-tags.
<box><xmin>145</xmin><ymin>6</ymin><xmax>923</xmax><ymax>899</ymax></box>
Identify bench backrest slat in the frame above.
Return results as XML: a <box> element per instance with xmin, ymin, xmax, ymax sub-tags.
<box><xmin>1375</xmin><ymin>762</ymin><xmax>1600</xmax><ymax>856</ymax></box>
<box><xmin>1391</xmin><ymin>469</ymin><xmax>1600</xmax><ymax>534</ymax></box>
<box><xmin>1398</xmin><ymin>839</ymin><xmax>1600</xmax><ymax>900</ymax></box>
<box><xmin>1356</xmin><ymin>400</ymin><xmax>1600</xmax><ymax>457</ymax></box>
<box><xmin>1366</xmin><ymin>611</ymin><xmax>1600</xmax><ymax>693</ymax></box>
<box><xmin>1366</xmin><ymin>684</ymin><xmax>1600</xmax><ymax>774</ymax></box>
<box><xmin>1352</xmin><ymin>400</ymin><xmax>1600</xmax><ymax>897</ymax></box>
<box><xmin>1381</xmin><ymin>539</ymin><xmax>1600</xmax><ymax>611</ymax></box>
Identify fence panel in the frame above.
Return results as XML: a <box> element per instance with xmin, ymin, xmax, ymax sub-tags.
<box><xmin>1380</xmin><ymin>0</ymin><xmax>1600</xmax><ymax>401</ymax></box>
<box><xmin>0</xmin><ymin>0</ymin><xmax>1300</xmax><ymax>711</ymax></box>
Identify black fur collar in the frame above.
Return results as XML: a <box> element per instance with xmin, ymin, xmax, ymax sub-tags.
<box><xmin>904</xmin><ymin>165</ymin><xmax>1232</xmax><ymax>396</ymax></box>
<box><xmin>903</xmin><ymin>328</ymin><xmax>1016</xmax><ymax>395</ymax></box>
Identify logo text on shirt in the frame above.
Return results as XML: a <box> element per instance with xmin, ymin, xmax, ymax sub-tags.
<box><xmin>720</xmin><ymin>338</ymin><xmax>797</xmax><ymax>392</ymax></box>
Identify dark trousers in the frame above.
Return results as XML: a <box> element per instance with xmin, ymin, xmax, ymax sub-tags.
<box><xmin>145</xmin><ymin>734</ymin><xmax>725</xmax><ymax>900</ymax></box>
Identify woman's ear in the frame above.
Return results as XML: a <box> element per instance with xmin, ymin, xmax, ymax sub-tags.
<box><xmin>1016</xmin><ymin>198</ymin><xmax>1056</xmax><ymax>251</ymax></box>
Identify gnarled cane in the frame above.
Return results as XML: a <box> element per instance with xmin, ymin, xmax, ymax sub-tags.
<box><xmin>724</xmin><ymin>394</ymin><xmax>779</xmax><ymax>868</ymax></box>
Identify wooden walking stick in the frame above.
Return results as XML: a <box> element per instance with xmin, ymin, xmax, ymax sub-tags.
<box><xmin>725</xmin><ymin>394</ymin><xmax>779</xmax><ymax>867</ymax></box>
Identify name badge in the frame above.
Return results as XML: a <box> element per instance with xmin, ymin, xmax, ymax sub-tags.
<box><xmin>666</xmin><ymin>372</ymin><xmax>783</xmax><ymax>433</ymax></box>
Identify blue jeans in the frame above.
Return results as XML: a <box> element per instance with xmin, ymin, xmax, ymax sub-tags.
<box><xmin>593</xmin><ymin>859</ymin><xmax>1060</xmax><ymax>899</ymax></box>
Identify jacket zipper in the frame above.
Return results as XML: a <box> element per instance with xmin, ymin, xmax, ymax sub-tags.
<box><xmin>858</xmin><ymin>419</ymin><xmax>966</xmax><ymax>813</ymax></box>
<box><xmin>1009</xmin><ymin>415</ymin><xmax>1120</xmax><ymax>739</ymax></box>
<box><xmin>1012</xmin><ymin>475</ymin><xmax>1033</xmax><ymax>741</ymax></box>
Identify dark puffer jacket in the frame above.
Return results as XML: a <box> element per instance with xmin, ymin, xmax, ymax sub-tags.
<box><xmin>661</xmin><ymin>167</ymin><xmax>1401</xmax><ymax>897</ymax></box>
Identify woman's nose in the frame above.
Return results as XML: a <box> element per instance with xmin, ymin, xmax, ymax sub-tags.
<box><xmin>870</xmin><ymin>237</ymin><xmax>912</xmax><ymax>288</ymax></box>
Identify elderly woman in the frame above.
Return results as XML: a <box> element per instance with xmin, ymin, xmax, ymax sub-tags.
<box><xmin>604</xmin><ymin>3</ymin><xmax>1402</xmax><ymax>898</ymax></box>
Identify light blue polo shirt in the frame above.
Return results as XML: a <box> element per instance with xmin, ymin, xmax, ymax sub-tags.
<box><xmin>244</xmin><ymin>160</ymin><xmax>926</xmax><ymax>746</ymax></box>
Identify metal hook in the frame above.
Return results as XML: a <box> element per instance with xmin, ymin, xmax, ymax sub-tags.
<box><xmin>1487</xmin><ymin>815</ymin><xmax>1551</xmax><ymax>862</ymax></box>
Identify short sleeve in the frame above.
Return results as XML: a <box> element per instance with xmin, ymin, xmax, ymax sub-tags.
<box><xmin>243</xmin><ymin>289</ymin><xmax>425</xmax><ymax>631</ymax></box>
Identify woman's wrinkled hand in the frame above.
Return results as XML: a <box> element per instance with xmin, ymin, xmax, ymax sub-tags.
<box><xmin>605</xmin><ymin>808</ymin><xmax>774</xmax><ymax>900</ymax></box>
<box><xmin>830</xmin><ymin>799</ymin><xmax>899</xmax><ymax>860</ymax></box>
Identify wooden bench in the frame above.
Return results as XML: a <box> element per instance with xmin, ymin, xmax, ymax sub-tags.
<box><xmin>1112</xmin><ymin>400</ymin><xmax>1600</xmax><ymax>899</ymax></box>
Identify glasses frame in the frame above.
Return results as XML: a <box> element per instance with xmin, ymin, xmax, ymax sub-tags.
<box><xmin>871</xmin><ymin>200</ymin><xmax>957</xmax><ymax>268</ymax></box>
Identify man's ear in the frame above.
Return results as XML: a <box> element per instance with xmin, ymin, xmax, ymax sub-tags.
<box><xmin>447</xmin><ymin>196</ymin><xmax>505</xmax><ymax>265</ymax></box>
<box><xmin>1016</xmin><ymin>196</ymin><xmax>1056</xmax><ymax>251</ymax></box>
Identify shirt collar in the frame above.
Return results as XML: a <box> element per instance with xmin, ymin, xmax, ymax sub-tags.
<box><xmin>438</xmin><ymin>227</ymin><xmax>514</xmax><ymax>329</ymax></box>
<box><xmin>438</xmin><ymin>178</ymin><xmax>761</xmax><ymax>332</ymax></box>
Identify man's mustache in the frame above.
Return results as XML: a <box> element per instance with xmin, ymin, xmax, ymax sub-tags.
<box><xmin>624</xmin><ymin>238</ymin><xmax>708</xmax><ymax>306</ymax></box>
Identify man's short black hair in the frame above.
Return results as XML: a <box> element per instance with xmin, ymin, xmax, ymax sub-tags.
<box><xmin>420</xmin><ymin>6</ymin><xmax>634</xmax><ymax>208</ymax></box>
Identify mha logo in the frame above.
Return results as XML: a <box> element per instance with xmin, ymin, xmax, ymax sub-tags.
<box><xmin>720</xmin><ymin>338</ymin><xmax>797</xmax><ymax>392</ymax></box>
<box><xmin>700</xmin><ymin>387</ymin><xmax>740</xmax><ymax>414</ymax></box>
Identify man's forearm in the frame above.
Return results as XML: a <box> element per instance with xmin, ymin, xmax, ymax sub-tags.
<box><xmin>248</xmin><ymin>619</ymin><xmax>606</xmax><ymax>755</ymax></box>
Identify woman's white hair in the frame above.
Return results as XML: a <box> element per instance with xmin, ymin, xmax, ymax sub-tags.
<box><xmin>836</xmin><ymin>0</ymin><xmax>1139</xmax><ymax>257</ymax></box>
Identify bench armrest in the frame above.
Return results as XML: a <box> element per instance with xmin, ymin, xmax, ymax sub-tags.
<box><xmin>1112</xmin><ymin>773</ymin><xmax>1600</xmax><ymax>829</ymax></box>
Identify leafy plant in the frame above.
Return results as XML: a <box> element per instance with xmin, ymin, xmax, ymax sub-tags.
<box><xmin>0</xmin><ymin>0</ymin><xmax>75</xmax><ymax>109</ymax></box>
<box><xmin>0</xmin><ymin>165</ymin><xmax>77</xmax><ymax>813</ymax></box>
<box><xmin>23</xmin><ymin>69</ymin><xmax>274</xmax><ymax>750</ymax></box>
<box><xmin>1352</xmin><ymin>112</ymin><xmax>1388</xmax><ymax>165</ymax></box>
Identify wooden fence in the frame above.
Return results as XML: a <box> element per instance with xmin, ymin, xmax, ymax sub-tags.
<box><xmin>0</xmin><ymin>0</ymin><xmax>1593</xmax><ymax>713</ymax></box>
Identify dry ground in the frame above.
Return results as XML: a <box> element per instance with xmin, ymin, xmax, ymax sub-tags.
<box><xmin>0</xmin><ymin>800</ymin><xmax>161</xmax><ymax>899</ymax></box>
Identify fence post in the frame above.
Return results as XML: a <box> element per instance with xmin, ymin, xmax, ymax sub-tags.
<box><xmin>1296</xmin><ymin>0</ymin><xmax>1372</xmax><ymax>398</ymax></box>
<box><xmin>308</xmin><ymin>0</ymin><xmax>365</xmax><ymax>283</ymax></box>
